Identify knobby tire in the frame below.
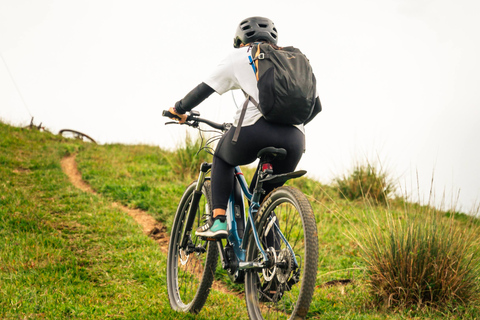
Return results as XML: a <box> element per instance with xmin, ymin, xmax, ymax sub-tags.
<box><xmin>244</xmin><ymin>186</ymin><xmax>318</xmax><ymax>320</ymax></box>
<box><xmin>166</xmin><ymin>181</ymin><xmax>218</xmax><ymax>314</ymax></box>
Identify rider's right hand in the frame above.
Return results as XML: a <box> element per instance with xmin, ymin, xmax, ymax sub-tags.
<box><xmin>168</xmin><ymin>107</ymin><xmax>188</xmax><ymax>124</ymax></box>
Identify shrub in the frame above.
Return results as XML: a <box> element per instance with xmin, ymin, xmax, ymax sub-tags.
<box><xmin>335</xmin><ymin>163</ymin><xmax>395</xmax><ymax>205</ymax></box>
<box><xmin>354</xmin><ymin>207</ymin><xmax>480</xmax><ymax>309</ymax></box>
<box><xmin>165</xmin><ymin>132</ymin><xmax>212</xmax><ymax>181</ymax></box>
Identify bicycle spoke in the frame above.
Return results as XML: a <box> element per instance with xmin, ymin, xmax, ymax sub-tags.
<box><xmin>245</xmin><ymin>187</ymin><xmax>318</xmax><ymax>320</ymax></box>
<box><xmin>167</xmin><ymin>181</ymin><xmax>218</xmax><ymax>313</ymax></box>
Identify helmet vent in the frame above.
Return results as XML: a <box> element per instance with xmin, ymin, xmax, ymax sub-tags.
<box><xmin>234</xmin><ymin>17</ymin><xmax>278</xmax><ymax>47</ymax></box>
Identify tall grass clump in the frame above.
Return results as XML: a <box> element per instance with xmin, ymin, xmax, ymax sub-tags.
<box><xmin>336</xmin><ymin>162</ymin><xmax>395</xmax><ymax>205</ymax></box>
<box><xmin>164</xmin><ymin>131</ymin><xmax>212</xmax><ymax>180</ymax></box>
<box><xmin>355</xmin><ymin>207</ymin><xmax>480</xmax><ymax>310</ymax></box>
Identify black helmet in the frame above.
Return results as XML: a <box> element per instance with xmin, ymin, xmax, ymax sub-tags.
<box><xmin>233</xmin><ymin>17</ymin><xmax>278</xmax><ymax>48</ymax></box>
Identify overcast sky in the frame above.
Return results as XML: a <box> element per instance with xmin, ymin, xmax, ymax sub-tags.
<box><xmin>1</xmin><ymin>0</ymin><xmax>479</xmax><ymax>214</ymax></box>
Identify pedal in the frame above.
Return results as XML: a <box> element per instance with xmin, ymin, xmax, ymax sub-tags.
<box><xmin>199</xmin><ymin>236</ymin><xmax>222</xmax><ymax>241</ymax></box>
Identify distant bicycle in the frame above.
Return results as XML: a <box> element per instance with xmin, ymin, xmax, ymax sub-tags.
<box><xmin>164</xmin><ymin>110</ymin><xmax>318</xmax><ymax>320</ymax></box>
<box><xmin>58</xmin><ymin>129</ymin><xmax>96</xmax><ymax>144</ymax></box>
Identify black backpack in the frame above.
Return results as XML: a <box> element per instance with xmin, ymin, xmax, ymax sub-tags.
<box><xmin>232</xmin><ymin>43</ymin><xmax>317</xmax><ymax>143</ymax></box>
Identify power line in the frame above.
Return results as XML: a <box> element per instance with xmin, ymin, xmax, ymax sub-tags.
<box><xmin>0</xmin><ymin>52</ymin><xmax>33</xmax><ymax>118</ymax></box>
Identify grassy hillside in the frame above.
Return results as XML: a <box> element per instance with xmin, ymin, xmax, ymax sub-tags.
<box><xmin>1</xmin><ymin>121</ymin><xmax>479</xmax><ymax>319</ymax></box>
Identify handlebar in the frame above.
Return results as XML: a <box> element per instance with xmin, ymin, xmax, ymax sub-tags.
<box><xmin>162</xmin><ymin>110</ymin><xmax>231</xmax><ymax>131</ymax></box>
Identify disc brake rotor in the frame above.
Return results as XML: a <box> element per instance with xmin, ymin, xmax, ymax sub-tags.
<box><xmin>262</xmin><ymin>247</ymin><xmax>277</xmax><ymax>281</ymax></box>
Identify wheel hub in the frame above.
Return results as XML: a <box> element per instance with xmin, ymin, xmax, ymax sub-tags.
<box><xmin>276</xmin><ymin>248</ymin><xmax>295</xmax><ymax>283</ymax></box>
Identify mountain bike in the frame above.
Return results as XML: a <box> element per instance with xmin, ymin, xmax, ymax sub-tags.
<box><xmin>163</xmin><ymin>110</ymin><xmax>318</xmax><ymax>320</ymax></box>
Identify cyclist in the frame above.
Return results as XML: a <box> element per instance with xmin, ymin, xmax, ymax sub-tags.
<box><xmin>168</xmin><ymin>16</ymin><xmax>321</xmax><ymax>239</ymax></box>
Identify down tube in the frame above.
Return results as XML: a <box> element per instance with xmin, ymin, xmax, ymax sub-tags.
<box><xmin>226</xmin><ymin>167</ymin><xmax>251</xmax><ymax>261</ymax></box>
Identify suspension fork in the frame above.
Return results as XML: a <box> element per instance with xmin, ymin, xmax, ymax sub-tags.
<box><xmin>180</xmin><ymin>162</ymin><xmax>211</xmax><ymax>249</ymax></box>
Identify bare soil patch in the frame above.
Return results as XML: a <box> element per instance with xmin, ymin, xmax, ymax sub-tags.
<box><xmin>61</xmin><ymin>154</ymin><xmax>168</xmax><ymax>252</ymax></box>
<box><xmin>61</xmin><ymin>154</ymin><xmax>236</xmax><ymax>296</ymax></box>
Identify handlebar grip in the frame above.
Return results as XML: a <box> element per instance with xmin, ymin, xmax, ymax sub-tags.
<box><xmin>162</xmin><ymin>109</ymin><xmax>227</xmax><ymax>131</ymax></box>
<box><xmin>162</xmin><ymin>110</ymin><xmax>181</xmax><ymax>120</ymax></box>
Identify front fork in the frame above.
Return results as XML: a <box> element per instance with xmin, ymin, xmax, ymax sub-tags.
<box><xmin>179</xmin><ymin>162</ymin><xmax>211</xmax><ymax>250</ymax></box>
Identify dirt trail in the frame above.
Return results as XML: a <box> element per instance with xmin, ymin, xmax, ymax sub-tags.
<box><xmin>61</xmin><ymin>154</ymin><xmax>236</xmax><ymax>296</ymax></box>
<box><xmin>61</xmin><ymin>154</ymin><xmax>169</xmax><ymax>252</ymax></box>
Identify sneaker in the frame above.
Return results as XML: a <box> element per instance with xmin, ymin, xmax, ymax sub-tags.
<box><xmin>196</xmin><ymin>217</ymin><xmax>228</xmax><ymax>239</ymax></box>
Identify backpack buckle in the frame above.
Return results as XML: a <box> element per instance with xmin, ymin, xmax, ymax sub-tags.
<box><xmin>252</xmin><ymin>53</ymin><xmax>265</xmax><ymax>63</ymax></box>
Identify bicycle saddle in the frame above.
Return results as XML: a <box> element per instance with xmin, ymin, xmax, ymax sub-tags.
<box><xmin>257</xmin><ymin>147</ymin><xmax>287</xmax><ymax>161</ymax></box>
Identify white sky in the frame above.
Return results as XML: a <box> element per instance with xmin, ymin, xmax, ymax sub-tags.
<box><xmin>1</xmin><ymin>0</ymin><xmax>479</xmax><ymax>214</ymax></box>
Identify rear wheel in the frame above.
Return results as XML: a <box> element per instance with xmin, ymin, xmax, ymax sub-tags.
<box><xmin>166</xmin><ymin>181</ymin><xmax>218</xmax><ymax>314</ymax></box>
<box><xmin>59</xmin><ymin>129</ymin><xmax>96</xmax><ymax>143</ymax></box>
<box><xmin>245</xmin><ymin>186</ymin><xmax>318</xmax><ymax>320</ymax></box>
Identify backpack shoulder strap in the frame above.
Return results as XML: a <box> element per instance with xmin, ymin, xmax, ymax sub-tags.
<box><xmin>231</xmin><ymin>95</ymin><xmax>257</xmax><ymax>144</ymax></box>
<box><xmin>248</xmin><ymin>43</ymin><xmax>264</xmax><ymax>81</ymax></box>
<box><xmin>231</xmin><ymin>44</ymin><xmax>263</xmax><ymax>144</ymax></box>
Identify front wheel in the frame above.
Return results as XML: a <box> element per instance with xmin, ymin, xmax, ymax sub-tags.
<box><xmin>166</xmin><ymin>181</ymin><xmax>218</xmax><ymax>314</ymax></box>
<box><xmin>245</xmin><ymin>186</ymin><xmax>318</xmax><ymax>320</ymax></box>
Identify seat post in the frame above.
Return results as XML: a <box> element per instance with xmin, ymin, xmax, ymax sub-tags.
<box><xmin>251</xmin><ymin>147</ymin><xmax>287</xmax><ymax>205</ymax></box>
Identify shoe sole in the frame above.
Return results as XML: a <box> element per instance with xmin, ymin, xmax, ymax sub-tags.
<box><xmin>196</xmin><ymin>230</ymin><xmax>228</xmax><ymax>239</ymax></box>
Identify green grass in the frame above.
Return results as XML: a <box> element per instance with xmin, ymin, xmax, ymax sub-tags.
<box><xmin>0</xmin><ymin>123</ymin><xmax>244</xmax><ymax>319</ymax></box>
<box><xmin>1</xmin><ymin>121</ymin><xmax>479</xmax><ymax>319</ymax></box>
<box><xmin>351</xmin><ymin>204</ymin><xmax>480</xmax><ymax>309</ymax></box>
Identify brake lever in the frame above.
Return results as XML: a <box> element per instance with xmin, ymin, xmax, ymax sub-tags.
<box><xmin>165</xmin><ymin>120</ymin><xmax>198</xmax><ymax>128</ymax></box>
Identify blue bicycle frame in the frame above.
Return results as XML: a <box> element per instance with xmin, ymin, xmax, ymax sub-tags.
<box><xmin>225</xmin><ymin>166</ymin><xmax>268</xmax><ymax>267</ymax></box>
<box><xmin>163</xmin><ymin>109</ymin><xmax>303</xmax><ymax>276</ymax></box>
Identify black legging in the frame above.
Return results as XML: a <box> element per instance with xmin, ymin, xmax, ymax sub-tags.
<box><xmin>211</xmin><ymin>118</ymin><xmax>305</xmax><ymax>210</ymax></box>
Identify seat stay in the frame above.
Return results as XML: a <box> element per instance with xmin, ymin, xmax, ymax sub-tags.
<box><xmin>271</xmin><ymin>215</ymin><xmax>299</xmax><ymax>268</ymax></box>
